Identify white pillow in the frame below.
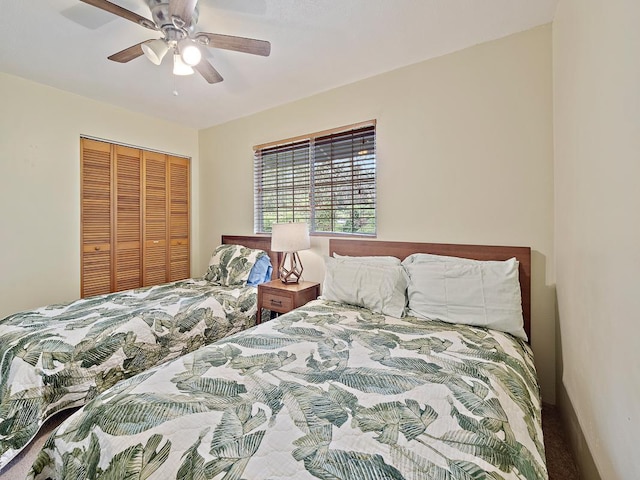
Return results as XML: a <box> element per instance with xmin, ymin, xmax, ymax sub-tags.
<box><xmin>322</xmin><ymin>256</ymin><xmax>408</xmax><ymax>318</ymax></box>
<box><xmin>402</xmin><ymin>253</ymin><xmax>526</xmax><ymax>340</ymax></box>
<box><xmin>332</xmin><ymin>253</ymin><xmax>401</xmax><ymax>265</ymax></box>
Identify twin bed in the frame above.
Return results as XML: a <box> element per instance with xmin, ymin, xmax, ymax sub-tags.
<box><xmin>1</xmin><ymin>237</ymin><xmax>548</xmax><ymax>479</ymax></box>
<box><xmin>0</xmin><ymin>235</ymin><xmax>277</xmax><ymax>471</ymax></box>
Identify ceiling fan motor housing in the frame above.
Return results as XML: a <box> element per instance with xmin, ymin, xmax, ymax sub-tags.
<box><xmin>146</xmin><ymin>0</ymin><xmax>199</xmax><ymax>33</ymax></box>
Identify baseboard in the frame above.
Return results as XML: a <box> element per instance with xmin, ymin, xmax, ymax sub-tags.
<box><xmin>556</xmin><ymin>383</ymin><xmax>602</xmax><ymax>480</ymax></box>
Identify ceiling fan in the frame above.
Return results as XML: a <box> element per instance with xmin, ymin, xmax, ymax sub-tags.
<box><xmin>80</xmin><ymin>0</ymin><xmax>271</xmax><ymax>84</ymax></box>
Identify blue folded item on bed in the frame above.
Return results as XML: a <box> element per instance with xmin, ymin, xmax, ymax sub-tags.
<box><xmin>247</xmin><ymin>254</ymin><xmax>273</xmax><ymax>285</ymax></box>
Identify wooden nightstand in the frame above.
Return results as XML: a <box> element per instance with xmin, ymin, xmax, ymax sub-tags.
<box><xmin>256</xmin><ymin>280</ymin><xmax>321</xmax><ymax>324</ymax></box>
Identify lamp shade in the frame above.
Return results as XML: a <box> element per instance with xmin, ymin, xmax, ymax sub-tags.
<box><xmin>271</xmin><ymin>223</ymin><xmax>310</xmax><ymax>252</ymax></box>
<box><xmin>141</xmin><ymin>39</ymin><xmax>169</xmax><ymax>65</ymax></box>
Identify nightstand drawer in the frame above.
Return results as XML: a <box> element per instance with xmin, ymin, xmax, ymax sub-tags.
<box><xmin>256</xmin><ymin>280</ymin><xmax>321</xmax><ymax>324</ymax></box>
<box><xmin>263</xmin><ymin>292</ymin><xmax>293</xmax><ymax>313</ymax></box>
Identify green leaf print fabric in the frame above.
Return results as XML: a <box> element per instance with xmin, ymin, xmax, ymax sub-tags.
<box><xmin>0</xmin><ymin>279</ymin><xmax>258</xmax><ymax>470</ymax></box>
<box><xmin>29</xmin><ymin>299</ymin><xmax>548</xmax><ymax>480</ymax></box>
<box><xmin>204</xmin><ymin>245</ymin><xmax>268</xmax><ymax>287</ymax></box>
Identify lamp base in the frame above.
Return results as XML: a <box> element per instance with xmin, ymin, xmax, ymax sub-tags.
<box><xmin>279</xmin><ymin>251</ymin><xmax>303</xmax><ymax>284</ymax></box>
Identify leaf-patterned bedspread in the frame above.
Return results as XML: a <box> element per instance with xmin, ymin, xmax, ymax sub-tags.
<box><xmin>28</xmin><ymin>299</ymin><xmax>548</xmax><ymax>480</ymax></box>
<box><xmin>0</xmin><ymin>279</ymin><xmax>258</xmax><ymax>470</ymax></box>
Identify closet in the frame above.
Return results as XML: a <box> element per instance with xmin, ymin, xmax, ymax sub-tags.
<box><xmin>80</xmin><ymin>138</ymin><xmax>190</xmax><ymax>298</ymax></box>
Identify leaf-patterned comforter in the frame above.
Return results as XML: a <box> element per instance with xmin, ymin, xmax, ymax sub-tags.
<box><xmin>0</xmin><ymin>279</ymin><xmax>258</xmax><ymax>470</ymax></box>
<box><xmin>28</xmin><ymin>299</ymin><xmax>548</xmax><ymax>480</ymax></box>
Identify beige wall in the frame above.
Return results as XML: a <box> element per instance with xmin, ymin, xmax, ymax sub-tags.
<box><xmin>0</xmin><ymin>73</ymin><xmax>200</xmax><ymax>318</ymax></box>
<box><xmin>199</xmin><ymin>26</ymin><xmax>557</xmax><ymax>401</ymax></box>
<box><xmin>553</xmin><ymin>0</ymin><xmax>640</xmax><ymax>478</ymax></box>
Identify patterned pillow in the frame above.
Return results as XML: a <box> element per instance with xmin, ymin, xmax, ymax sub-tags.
<box><xmin>204</xmin><ymin>244</ymin><xmax>268</xmax><ymax>286</ymax></box>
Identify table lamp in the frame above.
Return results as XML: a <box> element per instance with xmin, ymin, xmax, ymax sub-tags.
<box><xmin>271</xmin><ymin>222</ymin><xmax>310</xmax><ymax>283</ymax></box>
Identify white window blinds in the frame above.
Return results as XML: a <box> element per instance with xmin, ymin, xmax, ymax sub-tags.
<box><xmin>254</xmin><ymin>122</ymin><xmax>376</xmax><ymax>235</ymax></box>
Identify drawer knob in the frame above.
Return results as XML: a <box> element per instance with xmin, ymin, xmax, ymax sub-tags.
<box><xmin>94</xmin><ymin>246</ymin><xmax>100</xmax><ymax>251</ymax></box>
<box><xmin>270</xmin><ymin>299</ymin><xmax>282</xmax><ymax>306</ymax></box>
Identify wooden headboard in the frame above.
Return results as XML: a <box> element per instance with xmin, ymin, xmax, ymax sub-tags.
<box><xmin>330</xmin><ymin>239</ymin><xmax>532</xmax><ymax>342</ymax></box>
<box><xmin>221</xmin><ymin>235</ymin><xmax>279</xmax><ymax>280</ymax></box>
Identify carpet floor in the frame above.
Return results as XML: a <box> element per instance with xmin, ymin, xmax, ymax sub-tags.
<box><xmin>543</xmin><ymin>403</ymin><xmax>581</xmax><ymax>479</ymax></box>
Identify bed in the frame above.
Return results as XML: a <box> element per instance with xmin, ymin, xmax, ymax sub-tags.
<box><xmin>25</xmin><ymin>239</ymin><xmax>548</xmax><ymax>480</ymax></box>
<box><xmin>0</xmin><ymin>235</ymin><xmax>277</xmax><ymax>471</ymax></box>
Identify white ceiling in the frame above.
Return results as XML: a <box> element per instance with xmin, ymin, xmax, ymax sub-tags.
<box><xmin>0</xmin><ymin>0</ymin><xmax>558</xmax><ymax>129</ymax></box>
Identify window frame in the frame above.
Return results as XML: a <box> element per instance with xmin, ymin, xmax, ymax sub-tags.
<box><xmin>253</xmin><ymin>120</ymin><xmax>377</xmax><ymax>237</ymax></box>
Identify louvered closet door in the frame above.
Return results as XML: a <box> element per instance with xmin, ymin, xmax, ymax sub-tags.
<box><xmin>168</xmin><ymin>156</ymin><xmax>190</xmax><ymax>281</ymax></box>
<box><xmin>114</xmin><ymin>145</ymin><xmax>142</xmax><ymax>291</ymax></box>
<box><xmin>81</xmin><ymin>138</ymin><xmax>112</xmax><ymax>297</ymax></box>
<box><xmin>143</xmin><ymin>151</ymin><xmax>168</xmax><ymax>286</ymax></box>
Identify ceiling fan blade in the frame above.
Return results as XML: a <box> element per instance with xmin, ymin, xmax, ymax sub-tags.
<box><xmin>196</xmin><ymin>33</ymin><xmax>271</xmax><ymax>57</ymax></box>
<box><xmin>108</xmin><ymin>40</ymin><xmax>151</xmax><ymax>63</ymax></box>
<box><xmin>80</xmin><ymin>0</ymin><xmax>156</xmax><ymax>30</ymax></box>
<box><xmin>170</xmin><ymin>0</ymin><xmax>198</xmax><ymax>26</ymax></box>
<box><xmin>194</xmin><ymin>59</ymin><xmax>224</xmax><ymax>84</ymax></box>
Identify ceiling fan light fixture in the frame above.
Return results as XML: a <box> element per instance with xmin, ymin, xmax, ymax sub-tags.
<box><xmin>81</xmin><ymin>0</ymin><xmax>271</xmax><ymax>85</ymax></box>
<box><xmin>178</xmin><ymin>39</ymin><xmax>202</xmax><ymax>66</ymax></box>
<box><xmin>173</xmin><ymin>53</ymin><xmax>195</xmax><ymax>75</ymax></box>
<box><xmin>141</xmin><ymin>39</ymin><xmax>169</xmax><ymax>65</ymax></box>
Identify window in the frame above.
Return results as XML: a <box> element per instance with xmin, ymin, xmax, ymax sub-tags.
<box><xmin>254</xmin><ymin>122</ymin><xmax>376</xmax><ymax>236</ymax></box>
